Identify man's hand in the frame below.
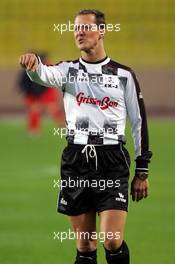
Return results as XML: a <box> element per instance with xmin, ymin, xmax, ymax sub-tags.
<box><xmin>130</xmin><ymin>176</ymin><xmax>149</xmax><ymax>202</ymax></box>
<box><xmin>19</xmin><ymin>53</ymin><xmax>38</xmax><ymax>72</ymax></box>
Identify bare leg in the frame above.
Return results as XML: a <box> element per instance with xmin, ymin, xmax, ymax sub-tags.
<box><xmin>69</xmin><ymin>210</ymin><xmax>97</xmax><ymax>252</ymax></box>
<box><xmin>100</xmin><ymin>210</ymin><xmax>129</xmax><ymax>264</ymax></box>
<box><xmin>99</xmin><ymin>209</ymin><xmax>127</xmax><ymax>250</ymax></box>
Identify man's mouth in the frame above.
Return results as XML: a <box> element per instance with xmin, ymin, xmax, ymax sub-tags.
<box><xmin>78</xmin><ymin>38</ymin><xmax>85</xmax><ymax>44</ymax></box>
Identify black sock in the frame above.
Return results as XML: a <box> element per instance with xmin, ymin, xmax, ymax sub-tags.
<box><xmin>104</xmin><ymin>241</ymin><xmax>129</xmax><ymax>264</ymax></box>
<box><xmin>74</xmin><ymin>249</ymin><xmax>97</xmax><ymax>264</ymax></box>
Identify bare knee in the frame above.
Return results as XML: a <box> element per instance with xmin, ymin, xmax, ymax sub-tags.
<box><xmin>104</xmin><ymin>238</ymin><xmax>123</xmax><ymax>251</ymax></box>
<box><xmin>77</xmin><ymin>239</ymin><xmax>97</xmax><ymax>252</ymax></box>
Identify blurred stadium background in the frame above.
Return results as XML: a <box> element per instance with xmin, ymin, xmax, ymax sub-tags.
<box><xmin>0</xmin><ymin>0</ymin><xmax>175</xmax><ymax>263</ymax></box>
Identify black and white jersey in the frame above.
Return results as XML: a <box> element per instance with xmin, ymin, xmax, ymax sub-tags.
<box><xmin>27</xmin><ymin>56</ymin><xmax>152</xmax><ymax>170</ymax></box>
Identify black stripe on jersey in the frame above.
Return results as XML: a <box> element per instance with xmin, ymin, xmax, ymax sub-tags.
<box><xmin>106</xmin><ymin>59</ymin><xmax>151</xmax><ymax>166</ymax></box>
<box><xmin>103</xmin><ymin>59</ymin><xmax>152</xmax><ymax>167</ymax></box>
<box><xmin>87</xmin><ymin>133</ymin><xmax>103</xmax><ymax>144</ymax></box>
<box><xmin>66</xmin><ymin>130</ymin><xmax>75</xmax><ymax>144</ymax></box>
<box><xmin>102</xmin><ymin>60</ymin><xmax>118</xmax><ymax>75</ymax></box>
<box><xmin>130</xmin><ymin>70</ymin><xmax>149</xmax><ymax>154</ymax></box>
<box><xmin>130</xmin><ymin>70</ymin><xmax>152</xmax><ymax>168</ymax></box>
<box><xmin>79</xmin><ymin>62</ymin><xmax>88</xmax><ymax>72</ymax></box>
<box><xmin>75</xmin><ymin>117</ymin><xmax>89</xmax><ymax>130</ymax></box>
<box><xmin>118</xmin><ymin>77</ymin><xmax>127</xmax><ymax>88</ymax></box>
<box><xmin>105</xmin><ymin>60</ymin><xmax>132</xmax><ymax>73</ymax></box>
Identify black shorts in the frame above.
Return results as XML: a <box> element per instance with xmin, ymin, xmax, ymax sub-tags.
<box><xmin>57</xmin><ymin>143</ymin><xmax>130</xmax><ymax>216</ymax></box>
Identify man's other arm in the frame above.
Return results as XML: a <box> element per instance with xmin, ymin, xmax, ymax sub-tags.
<box><xmin>19</xmin><ymin>53</ymin><xmax>66</xmax><ymax>89</ymax></box>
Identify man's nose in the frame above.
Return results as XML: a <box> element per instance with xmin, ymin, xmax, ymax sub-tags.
<box><xmin>77</xmin><ymin>30</ymin><xmax>85</xmax><ymax>36</ymax></box>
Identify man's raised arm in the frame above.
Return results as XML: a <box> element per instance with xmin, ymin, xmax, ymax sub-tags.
<box><xmin>19</xmin><ymin>53</ymin><xmax>66</xmax><ymax>89</ymax></box>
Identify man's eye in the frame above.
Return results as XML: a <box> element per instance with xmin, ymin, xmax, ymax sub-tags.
<box><xmin>74</xmin><ymin>25</ymin><xmax>80</xmax><ymax>32</ymax></box>
<box><xmin>84</xmin><ymin>25</ymin><xmax>90</xmax><ymax>31</ymax></box>
<box><xmin>74</xmin><ymin>24</ymin><xmax>91</xmax><ymax>32</ymax></box>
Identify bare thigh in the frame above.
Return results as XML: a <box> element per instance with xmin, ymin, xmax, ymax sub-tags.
<box><xmin>99</xmin><ymin>209</ymin><xmax>127</xmax><ymax>250</ymax></box>
<box><xmin>69</xmin><ymin>210</ymin><xmax>97</xmax><ymax>252</ymax></box>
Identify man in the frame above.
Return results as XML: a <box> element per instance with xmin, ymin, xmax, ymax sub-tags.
<box><xmin>19</xmin><ymin>9</ymin><xmax>152</xmax><ymax>264</ymax></box>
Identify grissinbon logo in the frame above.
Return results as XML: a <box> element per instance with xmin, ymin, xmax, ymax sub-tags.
<box><xmin>76</xmin><ymin>92</ymin><xmax>118</xmax><ymax>110</ymax></box>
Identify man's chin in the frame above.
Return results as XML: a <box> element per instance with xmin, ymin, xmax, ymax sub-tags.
<box><xmin>76</xmin><ymin>43</ymin><xmax>90</xmax><ymax>52</ymax></box>
<box><xmin>79</xmin><ymin>46</ymin><xmax>91</xmax><ymax>53</ymax></box>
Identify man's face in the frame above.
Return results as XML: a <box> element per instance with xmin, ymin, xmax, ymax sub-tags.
<box><xmin>74</xmin><ymin>14</ymin><xmax>104</xmax><ymax>52</ymax></box>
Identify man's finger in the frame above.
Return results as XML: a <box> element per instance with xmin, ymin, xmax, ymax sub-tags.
<box><xmin>131</xmin><ymin>189</ymin><xmax>137</xmax><ymax>201</ymax></box>
<box><xmin>27</xmin><ymin>56</ymin><xmax>35</xmax><ymax>69</ymax></box>
<box><xmin>136</xmin><ymin>191</ymin><xmax>143</xmax><ymax>202</ymax></box>
<box><xmin>28</xmin><ymin>56</ymin><xmax>36</xmax><ymax>71</ymax></box>
<box><xmin>135</xmin><ymin>190</ymin><xmax>139</xmax><ymax>202</ymax></box>
<box><xmin>31</xmin><ymin>59</ymin><xmax>38</xmax><ymax>72</ymax></box>
<box><xmin>32</xmin><ymin>65</ymin><xmax>37</xmax><ymax>72</ymax></box>
<box><xmin>19</xmin><ymin>55</ymin><xmax>23</xmax><ymax>65</ymax></box>
<box><xmin>24</xmin><ymin>55</ymin><xmax>29</xmax><ymax>68</ymax></box>
<box><xmin>19</xmin><ymin>55</ymin><xmax>26</xmax><ymax>67</ymax></box>
<box><xmin>144</xmin><ymin>187</ymin><xmax>148</xmax><ymax>198</ymax></box>
<box><xmin>130</xmin><ymin>184</ymin><xmax>137</xmax><ymax>201</ymax></box>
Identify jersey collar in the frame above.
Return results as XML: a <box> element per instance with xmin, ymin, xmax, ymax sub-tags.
<box><xmin>79</xmin><ymin>56</ymin><xmax>110</xmax><ymax>66</ymax></box>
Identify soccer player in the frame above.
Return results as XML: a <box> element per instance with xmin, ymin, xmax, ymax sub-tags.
<box><xmin>19</xmin><ymin>9</ymin><xmax>152</xmax><ymax>264</ymax></box>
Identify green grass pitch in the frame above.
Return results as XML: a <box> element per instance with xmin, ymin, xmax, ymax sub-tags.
<box><xmin>0</xmin><ymin>118</ymin><xmax>175</xmax><ymax>263</ymax></box>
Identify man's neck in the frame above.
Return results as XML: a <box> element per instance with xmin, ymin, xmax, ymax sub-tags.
<box><xmin>81</xmin><ymin>48</ymin><xmax>106</xmax><ymax>63</ymax></box>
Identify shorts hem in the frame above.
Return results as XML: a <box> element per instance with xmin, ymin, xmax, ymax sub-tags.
<box><xmin>57</xmin><ymin>208</ymin><xmax>94</xmax><ymax>216</ymax></box>
<box><xmin>98</xmin><ymin>206</ymin><xmax>128</xmax><ymax>213</ymax></box>
<box><xmin>57</xmin><ymin>206</ymin><xmax>128</xmax><ymax>216</ymax></box>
